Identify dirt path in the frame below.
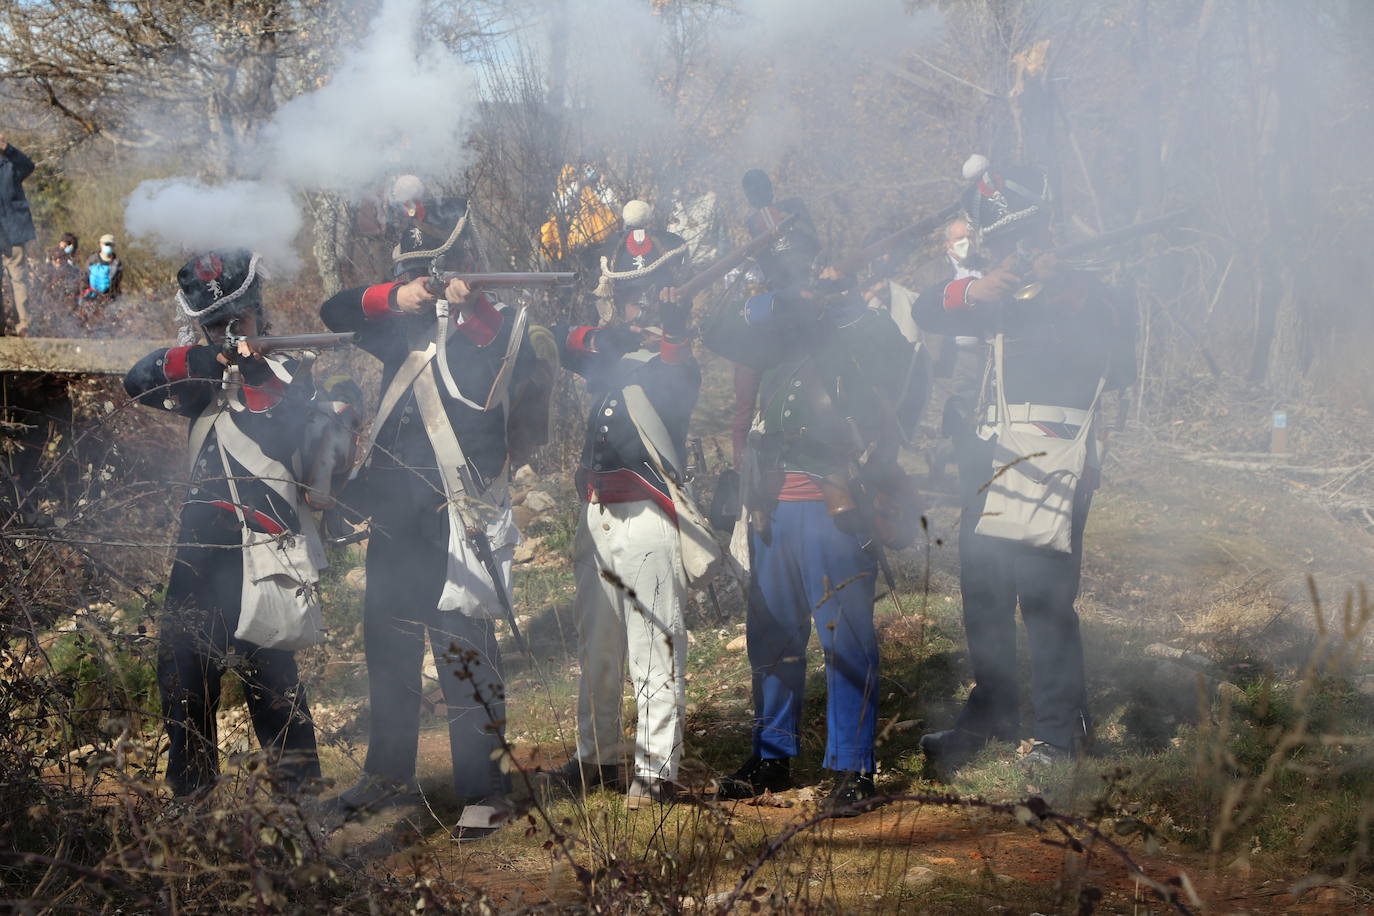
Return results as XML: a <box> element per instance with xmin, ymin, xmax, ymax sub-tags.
<box><xmin>320</xmin><ymin>432</ymin><xmax>1374</xmax><ymax>913</ymax></box>
<box><xmin>324</xmin><ymin>774</ymin><xmax>1356</xmax><ymax>914</ymax></box>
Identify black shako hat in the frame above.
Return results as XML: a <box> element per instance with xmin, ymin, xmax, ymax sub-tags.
<box><xmin>742</xmin><ymin>169</ymin><xmax>774</xmax><ymax>208</ymax></box>
<box><xmin>960</xmin><ymin>155</ymin><xmax>1052</xmax><ymax>244</ymax></box>
<box><xmin>392</xmin><ymin>195</ymin><xmax>480</xmax><ymax>275</ymax></box>
<box><xmin>175</xmin><ymin>248</ymin><xmax>264</xmax><ymax>327</ymax></box>
<box><xmin>595</xmin><ymin>200</ymin><xmax>689</xmax><ymax>304</ymax></box>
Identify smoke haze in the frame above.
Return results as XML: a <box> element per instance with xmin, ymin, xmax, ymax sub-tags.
<box><xmin>123</xmin><ymin>0</ymin><xmax>478</xmax><ymax>267</ymax></box>
<box><xmin>124</xmin><ymin>179</ymin><xmax>303</xmax><ymax>266</ymax></box>
<box><xmin>254</xmin><ymin>0</ymin><xmax>478</xmax><ymax>192</ymax></box>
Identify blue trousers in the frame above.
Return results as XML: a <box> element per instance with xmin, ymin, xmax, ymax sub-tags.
<box><xmin>747</xmin><ymin>499</ymin><xmax>879</xmax><ymax>773</ymax></box>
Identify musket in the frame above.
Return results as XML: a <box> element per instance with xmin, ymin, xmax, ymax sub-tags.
<box><xmin>469</xmin><ymin>526</ymin><xmax>531</xmax><ymax>660</ymax></box>
<box><xmin>685</xmin><ymin>436</ymin><xmax>729</xmax><ymax>624</ymax></box>
<box><xmin>669</xmin><ymin>212</ymin><xmax>797</xmax><ymax>303</ymax></box>
<box><xmin>832</xmin><ymin>199</ymin><xmax>965</xmax><ymax>281</ymax></box>
<box><xmin>224</xmin><ymin>331</ymin><xmax>355</xmax><ymax>356</ymax></box>
<box><xmin>425</xmin><ymin>271</ymin><xmax>577</xmax><ymax>296</ymax></box>
<box><xmin>1013</xmin><ymin>208</ymin><xmax>1189</xmax><ymax>300</ymax></box>
<box><xmin>842</xmin><ymin>418</ymin><xmax>903</xmax><ymax>607</ymax></box>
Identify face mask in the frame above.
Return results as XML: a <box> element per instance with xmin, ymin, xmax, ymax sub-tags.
<box><xmin>950</xmin><ymin>238</ymin><xmax>971</xmax><ymax>263</ymax></box>
<box><xmin>63</xmin><ymin>245</ymin><xmax>74</xmax><ymax>254</ymax></box>
<box><xmin>102</xmin><ymin>244</ymin><xmax>114</xmax><ymax>255</ymax></box>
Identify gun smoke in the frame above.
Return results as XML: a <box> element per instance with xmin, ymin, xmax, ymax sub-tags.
<box><xmin>123</xmin><ymin>0</ymin><xmax>478</xmax><ymax>268</ymax></box>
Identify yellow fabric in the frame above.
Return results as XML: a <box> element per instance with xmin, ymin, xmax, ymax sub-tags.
<box><xmin>540</xmin><ymin>178</ymin><xmax>618</xmax><ymax>259</ymax></box>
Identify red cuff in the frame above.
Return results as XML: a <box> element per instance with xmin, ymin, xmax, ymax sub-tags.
<box><xmin>455</xmin><ymin>295</ymin><xmax>502</xmax><ymax>346</ymax></box>
<box><xmin>566</xmin><ymin>325</ymin><xmax>597</xmax><ymax>354</ymax></box>
<box><xmin>209</xmin><ymin>501</ymin><xmax>286</xmax><ymax>535</ymax></box>
<box><xmin>361</xmin><ymin>282</ymin><xmax>401</xmax><ymax>319</ymax></box>
<box><xmin>943</xmin><ymin>277</ymin><xmax>975</xmax><ymax>311</ymax></box>
<box><xmin>163</xmin><ymin>346</ymin><xmax>191</xmax><ymax>381</ymax></box>
<box><xmin>242</xmin><ymin>375</ymin><xmax>285</xmax><ymax>413</ymax></box>
<box><xmin>658</xmin><ymin>338</ymin><xmax>691</xmax><ymax>364</ymax></box>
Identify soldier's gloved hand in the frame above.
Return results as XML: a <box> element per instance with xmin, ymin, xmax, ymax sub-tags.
<box><xmin>660</xmin><ymin>301</ymin><xmax>690</xmax><ymax>338</ymax></box>
<box><xmin>592</xmin><ymin>325</ymin><xmax>644</xmax><ymax>356</ymax></box>
<box><xmin>812</xmin><ymin>265</ymin><xmax>850</xmax><ymax>297</ymax></box>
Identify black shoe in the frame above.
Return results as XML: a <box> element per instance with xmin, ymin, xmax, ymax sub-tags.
<box><xmin>540</xmin><ymin>758</ymin><xmax>622</xmax><ymax>798</ymax></box>
<box><xmin>326</xmin><ymin>775</ymin><xmax>417</xmax><ymax>819</ymax></box>
<box><xmin>714</xmin><ymin>755</ymin><xmax>791</xmax><ymax>800</ymax></box>
<box><xmin>919</xmin><ymin>727</ymin><xmax>994</xmax><ymax>773</ymax></box>
<box><xmin>822</xmin><ymin>771</ymin><xmax>877</xmax><ymax>817</ymax></box>
<box><xmin>1021</xmin><ymin>740</ymin><xmax>1070</xmax><ymax>771</ymax></box>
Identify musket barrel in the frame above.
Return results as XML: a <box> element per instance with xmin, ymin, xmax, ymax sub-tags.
<box><xmin>241</xmin><ymin>332</ymin><xmax>356</xmax><ymax>351</ymax></box>
<box><xmin>1050</xmin><ymin>209</ymin><xmax>1189</xmax><ymax>260</ymax></box>
<box><xmin>673</xmin><ymin>213</ymin><xmax>797</xmax><ymax>303</ymax></box>
<box><xmin>432</xmin><ymin>271</ymin><xmax>577</xmax><ymax>290</ymax></box>
<box><xmin>833</xmin><ymin>200</ymin><xmax>963</xmax><ymax>278</ymax></box>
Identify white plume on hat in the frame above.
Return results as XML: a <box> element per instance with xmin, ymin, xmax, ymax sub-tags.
<box><xmin>389</xmin><ymin>174</ymin><xmax>425</xmax><ymax>203</ymax></box>
<box><xmin>622</xmin><ymin>199</ymin><xmax>652</xmax><ymax>229</ymax></box>
<box><xmin>962</xmin><ymin>154</ymin><xmax>990</xmax><ymax>181</ymax></box>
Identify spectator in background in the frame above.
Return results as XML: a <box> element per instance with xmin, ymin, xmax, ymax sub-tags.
<box><xmin>84</xmin><ymin>233</ymin><xmax>124</xmax><ymax>310</ymax></box>
<box><xmin>38</xmin><ymin>233</ymin><xmax>86</xmax><ymax>327</ymax></box>
<box><xmin>0</xmin><ymin>134</ymin><xmax>37</xmax><ymax>336</ymax></box>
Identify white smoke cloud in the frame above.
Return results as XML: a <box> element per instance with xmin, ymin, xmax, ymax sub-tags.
<box><xmin>254</xmin><ymin>0</ymin><xmax>478</xmax><ymax>192</ymax></box>
<box><xmin>124</xmin><ymin>0</ymin><xmax>478</xmax><ymax>268</ymax></box>
<box><xmin>539</xmin><ymin>0</ymin><xmax>942</xmax><ymax>168</ymax></box>
<box><xmin>124</xmin><ymin>179</ymin><xmax>304</xmax><ymax>266</ymax></box>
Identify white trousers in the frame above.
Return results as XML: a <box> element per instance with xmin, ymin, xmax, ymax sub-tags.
<box><xmin>573</xmin><ymin>499</ymin><xmax>687</xmax><ymax>782</ymax></box>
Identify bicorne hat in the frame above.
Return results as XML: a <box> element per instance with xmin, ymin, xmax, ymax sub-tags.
<box><xmin>960</xmin><ymin>155</ymin><xmax>1052</xmax><ymax>243</ymax></box>
<box><xmin>594</xmin><ymin>200</ymin><xmax>689</xmax><ymax>304</ymax></box>
<box><xmin>391</xmin><ymin>196</ymin><xmax>480</xmax><ymax>275</ymax></box>
<box><xmin>175</xmin><ymin>248</ymin><xmax>264</xmax><ymax>327</ymax></box>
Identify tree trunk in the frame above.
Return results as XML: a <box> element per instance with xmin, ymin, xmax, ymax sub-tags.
<box><xmin>310</xmin><ymin>192</ymin><xmax>347</xmax><ymax>300</ymax></box>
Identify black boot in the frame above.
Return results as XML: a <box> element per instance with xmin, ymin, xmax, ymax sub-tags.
<box><xmin>919</xmin><ymin>727</ymin><xmax>995</xmax><ymax>774</ymax></box>
<box><xmin>540</xmin><ymin>758</ymin><xmax>622</xmax><ymax>798</ymax></box>
<box><xmin>714</xmin><ymin>755</ymin><xmax>792</xmax><ymax>800</ymax></box>
<box><xmin>822</xmin><ymin>771</ymin><xmax>877</xmax><ymax>817</ymax></box>
<box><xmin>325</xmin><ymin>774</ymin><xmax>418</xmax><ymax>820</ymax></box>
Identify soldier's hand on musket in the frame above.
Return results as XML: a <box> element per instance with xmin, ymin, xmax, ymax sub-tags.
<box><xmin>216</xmin><ymin>336</ymin><xmax>264</xmax><ymax>366</ymax></box>
<box><xmin>593</xmin><ymin>324</ymin><xmax>645</xmax><ymax>356</ymax></box>
<box><xmin>443</xmin><ymin>277</ymin><xmax>473</xmax><ymax>306</ymax></box>
<box><xmin>1032</xmin><ymin>252</ymin><xmax>1059</xmax><ymax>281</ymax></box>
<box><xmin>392</xmin><ymin>276</ymin><xmax>439</xmax><ymax>314</ymax></box>
<box><xmin>967</xmin><ymin>268</ymin><xmax>1022</xmax><ymax>303</ymax></box>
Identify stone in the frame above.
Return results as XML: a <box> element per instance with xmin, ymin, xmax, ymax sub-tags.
<box><xmin>725</xmin><ymin>634</ymin><xmax>748</xmax><ymax>652</ymax></box>
<box><xmin>901</xmin><ymin>866</ymin><xmax>937</xmax><ymax>887</ymax></box>
<box><xmin>513</xmin><ymin>537</ymin><xmax>542</xmax><ymax>563</ymax></box>
<box><xmin>513</xmin><ymin>464</ymin><xmax>538</xmax><ymax>487</ymax></box>
<box><xmin>343</xmin><ymin>567</ymin><xmax>367</xmax><ymax>591</ymax></box>
<box><xmin>512</xmin><ymin>505</ymin><xmax>535</xmax><ymax>531</ymax></box>
<box><xmin>523</xmin><ymin>490</ymin><xmax>557</xmax><ymax>514</ymax></box>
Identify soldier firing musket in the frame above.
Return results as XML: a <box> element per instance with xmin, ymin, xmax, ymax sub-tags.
<box><xmin>700</xmin><ymin>168</ymin><xmax>920</xmax><ymax>814</ymax></box>
<box><xmin>914</xmin><ymin>155</ymin><xmax>1140</xmax><ymax>776</ymax></box>
<box><xmin>541</xmin><ymin>199</ymin><xmax>713</xmax><ymax>810</ymax></box>
<box><xmin>317</xmin><ymin>192</ymin><xmax>558</xmax><ymax>839</ymax></box>
<box><xmin>123</xmin><ymin>249</ymin><xmax>326</xmax><ymax>799</ymax></box>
